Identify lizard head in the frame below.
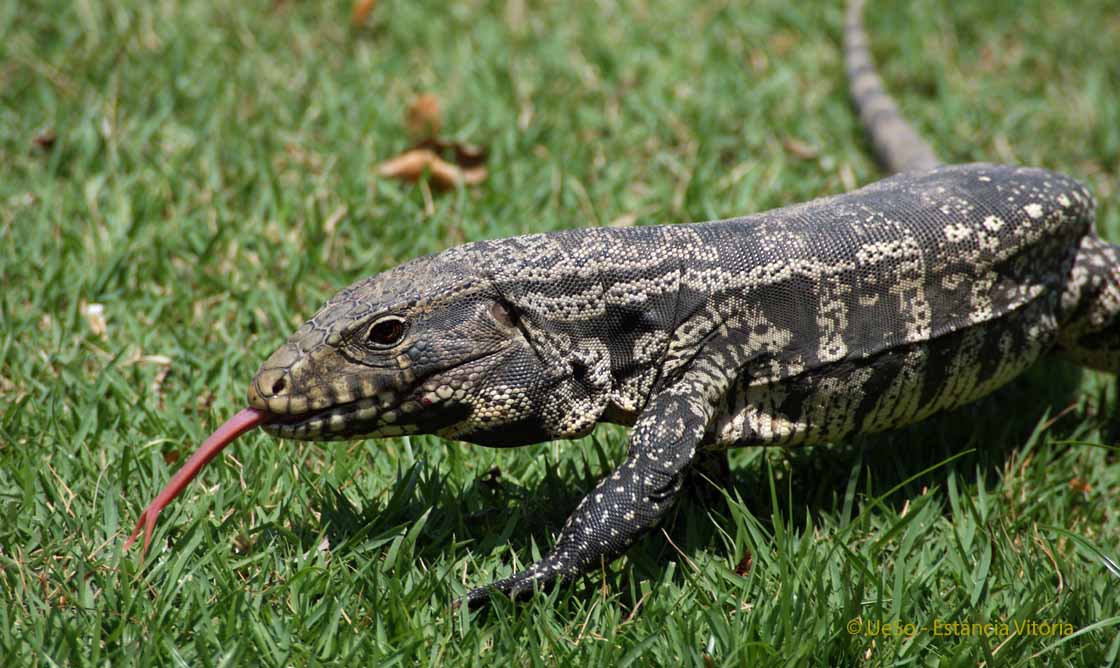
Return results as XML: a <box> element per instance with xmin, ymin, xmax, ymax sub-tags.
<box><xmin>247</xmin><ymin>250</ymin><xmax>550</xmax><ymax>446</ymax></box>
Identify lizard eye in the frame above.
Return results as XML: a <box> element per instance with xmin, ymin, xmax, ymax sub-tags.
<box><xmin>366</xmin><ymin>316</ymin><xmax>407</xmax><ymax>347</ymax></box>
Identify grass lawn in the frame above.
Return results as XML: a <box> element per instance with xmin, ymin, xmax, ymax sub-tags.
<box><xmin>3</xmin><ymin>0</ymin><xmax>1120</xmax><ymax>665</ymax></box>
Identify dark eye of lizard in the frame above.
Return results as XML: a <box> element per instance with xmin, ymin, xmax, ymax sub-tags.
<box><xmin>366</xmin><ymin>317</ymin><xmax>406</xmax><ymax>347</ymax></box>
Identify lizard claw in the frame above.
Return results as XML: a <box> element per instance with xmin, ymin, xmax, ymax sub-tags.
<box><xmin>453</xmin><ymin>587</ymin><xmax>492</xmax><ymax>611</ymax></box>
<box><xmin>457</xmin><ymin>569</ymin><xmax>554</xmax><ymax>609</ymax></box>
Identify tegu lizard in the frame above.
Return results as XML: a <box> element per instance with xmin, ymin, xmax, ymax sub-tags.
<box><xmin>126</xmin><ymin>0</ymin><xmax>1120</xmax><ymax>607</ymax></box>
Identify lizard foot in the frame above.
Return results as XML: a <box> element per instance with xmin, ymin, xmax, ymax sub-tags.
<box><xmin>457</xmin><ymin>568</ymin><xmax>556</xmax><ymax>609</ymax></box>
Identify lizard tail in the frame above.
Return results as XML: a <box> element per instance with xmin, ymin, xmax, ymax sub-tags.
<box><xmin>844</xmin><ymin>0</ymin><xmax>941</xmax><ymax>174</ymax></box>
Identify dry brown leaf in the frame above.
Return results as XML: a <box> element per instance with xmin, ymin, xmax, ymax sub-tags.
<box><xmin>377</xmin><ymin>148</ymin><xmax>487</xmax><ymax>189</ymax></box>
<box><xmin>406</xmin><ymin>93</ymin><xmax>442</xmax><ymax>140</ymax></box>
<box><xmin>783</xmin><ymin>137</ymin><xmax>820</xmax><ymax>160</ymax></box>
<box><xmin>351</xmin><ymin>0</ymin><xmax>377</xmax><ymax>26</ymax></box>
<box><xmin>377</xmin><ymin>148</ymin><xmax>438</xmax><ymax>180</ymax></box>
<box><xmin>429</xmin><ymin>160</ymin><xmax>487</xmax><ymax>188</ymax></box>
<box><xmin>415</xmin><ymin>138</ymin><xmax>488</xmax><ymax>167</ymax></box>
<box><xmin>449</xmin><ymin>141</ymin><xmax>486</xmax><ymax>167</ymax></box>
<box><xmin>379</xmin><ymin>97</ymin><xmax>489</xmax><ymax>191</ymax></box>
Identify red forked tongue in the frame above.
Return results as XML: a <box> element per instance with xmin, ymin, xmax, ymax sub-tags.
<box><xmin>124</xmin><ymin>407</ymin><xmax>268</xmax><ymax>559</ymax></box>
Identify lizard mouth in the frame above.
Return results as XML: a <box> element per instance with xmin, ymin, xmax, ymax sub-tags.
<box><xmin>261</xmin><ymin>395</ymin><xmax>417</xmax><ymax>441</ymax></box>
<box><xmin>258</xmin><ymin>386</ymin><xmax>473</xmax><ymax>441</ymax></box>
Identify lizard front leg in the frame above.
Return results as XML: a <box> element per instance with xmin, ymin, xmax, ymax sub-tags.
<box><xmin>462</xmin><ymin>372</ymin><xmax>723</xmax><ymax>607</ymax></box>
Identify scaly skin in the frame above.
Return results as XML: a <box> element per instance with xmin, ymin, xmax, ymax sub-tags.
<box><xmin>231</xmin><ymin>1</ymin><xmax>1120</xmax><ymax>606</ymax></box>
<box><xmin>247</xmin><ymin>163</ymin><xmax>1116</xmax><ymax>605</ymax></box>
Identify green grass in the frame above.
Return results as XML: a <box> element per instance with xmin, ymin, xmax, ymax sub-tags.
<box><xmin>2</xmin><ymin>0</ymin><xmax>1119</xmax><ymax>665</ymax></box>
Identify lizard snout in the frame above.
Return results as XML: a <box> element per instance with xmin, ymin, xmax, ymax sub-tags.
<box><xmin>248</xmin><ymin>343</ymin><xmax>304</xmax><ymax>416</ymax></box>
<box><xmin>248</xmin><ymin>367</ymin><xmax>291</xmax><ymax>411</ymax></box>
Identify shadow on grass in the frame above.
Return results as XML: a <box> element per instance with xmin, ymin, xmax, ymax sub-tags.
<box><xmin>276</xmin><ymin>445</ymin><xmax>602</xmax><ymax>573</ymax></box>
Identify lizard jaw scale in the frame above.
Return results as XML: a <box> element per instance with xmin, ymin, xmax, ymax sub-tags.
<box><xmin>261</xmin><ymin>396</ymin><xmax>389</xmax><ymax>440</ymax></box>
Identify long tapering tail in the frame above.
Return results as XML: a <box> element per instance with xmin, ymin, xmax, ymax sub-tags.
<box><xmin>844</xmin><ymin>0</ymin><xmax>941</xmax><ymax>174</ymax></box>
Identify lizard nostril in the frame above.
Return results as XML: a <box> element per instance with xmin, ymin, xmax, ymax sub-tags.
<box><xmin>271</xmin><ymin>377</ymin><xmax>287</xmax><ymax>395</ymax></box>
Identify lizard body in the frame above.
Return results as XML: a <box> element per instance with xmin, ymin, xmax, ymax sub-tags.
<box><xmin>230</xmin><ymin>1</ymin><xmax>1119</xmax><ymax>605</ymax></box>
<box><xmin>256</xmin><ymin>165</ymin><xmax>1099</xmax><ymax>449</ymax></box>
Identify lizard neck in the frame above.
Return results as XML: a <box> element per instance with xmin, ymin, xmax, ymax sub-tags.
<box><xmin>470</xmin><ymin>226</ymin><xmax>685</xmax><ymax>436</ymax></box>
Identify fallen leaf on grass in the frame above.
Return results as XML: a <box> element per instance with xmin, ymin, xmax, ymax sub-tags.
<box><xmin>420</xmin><ymin>138</ymin><xmax>486</xmax><ymax>168</ymax></box>
<box><xmin>1069</xmin><ymin>477</ymin><xmax>1092</xmax><ymax>494</ymax></box>
<box><xmin>351</xmin><ymin>0</ymin><xmax>377</xmax><ymax>26</ymax></box>
<box><xmin>782</xmin><ymin>137</ymin><xmax>820</xmax><ymax>160</ymax></box>
<box><xmin>376</xmin><ymin>93</ymin><xmax>489</xmax><ymax>190</ymax></box>
<box><xmin>377</xmin><ymin>149</ymin><xmax>435</xmax><ymax>179</ymax></box>
<box><xmin>377</xmin><ymin>148</ymin><xmax>487</xmax><ymax>189</ymax></box>
<box><xmin>406</xmin><ymin>93</ymin><xmax>442</xmax><ymax>140</ymax></box>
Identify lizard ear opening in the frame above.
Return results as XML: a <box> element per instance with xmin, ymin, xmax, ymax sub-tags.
<box><xmin>490</xmin><ymin>300</ymin><xmax>517</xmax><ymax>329</ymax></box>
